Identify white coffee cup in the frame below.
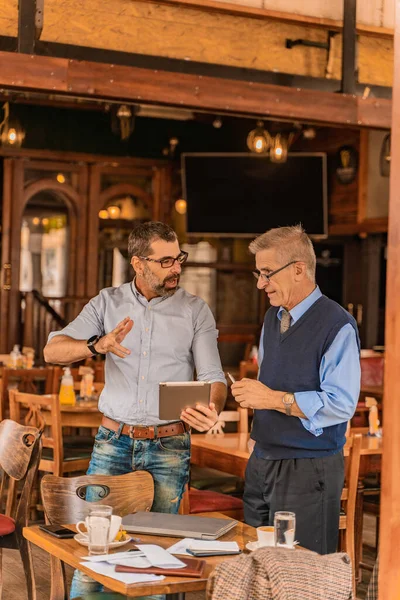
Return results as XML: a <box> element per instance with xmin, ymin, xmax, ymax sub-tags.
<box><xmin>76</xmin><ymin>514</ymin><xmax>122</xmax><ymax>543</ymax></box>
<box><xmin>256</xmin><ymin>525</ymin><xmax>275</xmax><ymax>547</ymax></box>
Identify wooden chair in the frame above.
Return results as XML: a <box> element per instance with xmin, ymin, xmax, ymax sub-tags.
<box><xmin>41</xmin><ymin>471</ymin><xmax>154</xmax><ymax>600</ymax></box>
<box><xmin>179</xmin><ymin>484</ymin><xmax>244</xmax><ymax>521</ymax></box>
<box><xmin>0</xmin><ymin>366</ymin><xmax>54</xmax><ymax>422</ymax></box>
<box><xmin>0</xmin><ymin>419</ymin><xmax>42</xmax><ymax>600</ymax></box>
<box><xmin>9</xmin><ymin>390</ymin><xmax>93</xmax><ymax>478</ymax></box>
<box><xmin>339</xmin><ymin>432</ymin><xmax>363</xmax><ymax>598</ymax></box>
<box><xmin>207</xmin><ymin>406</ymin><xmax>249</xmax><ymax>435</ymax></box>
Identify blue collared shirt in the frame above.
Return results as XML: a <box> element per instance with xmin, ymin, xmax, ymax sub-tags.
<box><xmin>258</xmin><ymin>286</ymin><xmax>360</xmax><ymax>436</ymax></box>
<box><xmin>48</xmin><ymin>281</ymin><xmax>226</xmax><ymax>425</ymax></box>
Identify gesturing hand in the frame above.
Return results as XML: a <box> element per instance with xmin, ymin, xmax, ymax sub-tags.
<box><xmin>231</xmin><ymin>378</ymin><xmax>272</xmax><ymax>410</ymax></box>
<box><xmin>95</xmin><ymin>316</ymin><xmax>134</xmax><ymax>358</ymax></box>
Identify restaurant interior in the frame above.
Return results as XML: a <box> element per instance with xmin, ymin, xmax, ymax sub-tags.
<box><xmin>0</xmin><ymin>1</ymin><xmax>399</xmax><ymax>599</ymax></box>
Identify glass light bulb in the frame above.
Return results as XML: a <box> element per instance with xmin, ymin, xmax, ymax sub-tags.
<box><xmin>275</xmin><ymin>147</ymin><xmax>283</xmax><ymax>156</ymax></box>
<box><xmin>175</xmin><ymin>199</ymin><xmax>187</xmax><ymax>215</ymax></box>
<box><xmin>98</xmin><ymin>209</ymin><xmax>109</xmax><ymax>219</ymax></box>
<box><xmin>8</xmin><ymin>128</ymin><xmax>17</xmax><ymax>144</ymax></box>
<box><xmin>57</xmin><ymin>173</ymin><xmax>66</xmax><ymax>184</ymax></box>
<box><xmin>107</xmin><ymin>205</ymin><xmax>121</xmax><ymax>219</ymax></box>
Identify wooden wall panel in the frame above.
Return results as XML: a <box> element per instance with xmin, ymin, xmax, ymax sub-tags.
<box><xmin>0</xmin><ymin>0</ymin><xmax>395</xmax><ymax>87</ymax></box>
<box><xmin>0</xmin><ymin>0</ymin><xmax>17</xmax><ymax>37</ymax></box>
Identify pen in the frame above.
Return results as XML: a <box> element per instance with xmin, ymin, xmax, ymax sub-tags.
<box><xmin>227</xmin><ymin>372</ymin><xmax>236</xmax><ymax>384</ymax></box>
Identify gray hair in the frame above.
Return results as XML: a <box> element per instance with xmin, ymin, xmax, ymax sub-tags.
<box><xmin>249</xmin><ymin>224</ymin><xmax>316</xmax><ymax>282</ymax></box>
<box><xmin>128</xmin><ymin>221</ymin><xmax>177</xmax><ymax>260</ymax></box>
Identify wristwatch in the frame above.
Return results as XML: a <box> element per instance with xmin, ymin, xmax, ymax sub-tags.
<box><xmin>282</xmin><ymin>392</ymin><xmax>295</xmax><ymax>416</ymax></box>
<box><xmin>87</xmin><ymin>335</ymin><xmax>101</xmax><ymax>356</ymax></box>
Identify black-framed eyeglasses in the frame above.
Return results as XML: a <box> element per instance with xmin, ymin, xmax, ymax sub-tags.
<box><xmin>252</xmin><ymin>260</ymin><xmax>298</xmax><ymax>282</ymax></box>
<box><xmin>139</xmin><ymin>250</ymin><xmax>189</xmax><ymax>269</ymax></box>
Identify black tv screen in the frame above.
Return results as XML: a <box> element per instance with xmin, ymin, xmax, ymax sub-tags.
<box><xmin>182</xmin><ymin>153</ymin><xmax>328</xmax><ymax>236</ymax></box>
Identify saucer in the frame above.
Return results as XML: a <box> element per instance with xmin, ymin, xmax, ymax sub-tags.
<box><xmin>246</xmin><ymin>541</ymin><xmax>273</xmax><ymax>551</ymax></box>
<box><xmin>74</xmin><ymin>533</ymin><xmax>132</xmax><ymax>549</ymax></box>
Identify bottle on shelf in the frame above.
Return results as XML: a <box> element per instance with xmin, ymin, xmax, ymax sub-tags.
<box><xmin>59</xmin><ymin>367</ymin><xmax>76</xmax><ymax>405</ymax></box>
<box><xmin>9</xmin><ymin>344</ymin><xmax>22</xmax><ymax>369</ymax></box>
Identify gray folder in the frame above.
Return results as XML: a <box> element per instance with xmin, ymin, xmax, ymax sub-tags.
<box><xmin>122</xmin><ymin>511</ymin><xmax>237</xmax><ymax>540</ymax></box>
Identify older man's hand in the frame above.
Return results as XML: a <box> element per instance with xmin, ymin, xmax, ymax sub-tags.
<box><xmin>180</xmin><ymin>402</ymin><xmax>219</xmax><ymax>432</ymax></box>
<box><xmin>231</xmin><ymin>378</ymin><xmax>279</xmax><ymax>410</ymax></box>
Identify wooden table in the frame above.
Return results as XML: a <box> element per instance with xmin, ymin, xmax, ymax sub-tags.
<box><xmin>24</xmin><ymin>513</ymin><xmax>257</xmax><ymax>598</ymax></box>
<box><xmin>191</xmin><ymin>430</ymin><xmax>383</xmax><ymax>478</ymax></box>
<box><xmin>59</xmin><ymin>400</ymin><xmax>102</xmax><ymax>428</ymax></box>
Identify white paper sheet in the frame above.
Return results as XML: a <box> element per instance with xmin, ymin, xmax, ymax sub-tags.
<box><xmin>136</xmin><ymin>544</ymin><xmax>186</xmax><ymax>569</ymax></box>
<box><xmin>81</xmin><ymin>551</ymin><xmax>144</xmax><ymax>563</ymax></box>
<box><xmin>80</xmin><ymin>560</ymin><xmax>164</xmax><ymax>584</ymax></box>
<box><xmin>167</xmin><ymin>538</ymin><xmax>196</xmax><ymax>556</ymax></box>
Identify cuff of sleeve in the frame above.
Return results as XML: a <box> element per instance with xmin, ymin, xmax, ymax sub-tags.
<box><xmin>295</xmin><ymin>391</ymin><xmax>324</xmax><ymax>437</ymax></box>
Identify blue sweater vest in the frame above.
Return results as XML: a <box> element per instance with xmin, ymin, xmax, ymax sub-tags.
<box><xmin>252</xmin><ymin>295</ymin><xmax>360</xmax><ymax>459</ymax></box>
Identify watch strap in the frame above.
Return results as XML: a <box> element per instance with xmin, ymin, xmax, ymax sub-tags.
<box><xmin>87</xmin><ymin>335</ymin><xmax>101</xmax><ymax>356</ymax></box>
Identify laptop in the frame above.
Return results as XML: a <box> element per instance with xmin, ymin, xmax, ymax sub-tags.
<box><xmin>122</xmin><ymin>511</ymin><xmax>238</xmax><ymax>540</ymax></box>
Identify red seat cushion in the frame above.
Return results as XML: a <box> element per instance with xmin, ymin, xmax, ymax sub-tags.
<box><xmin>0</xmin><ymin>514</ymin><xmax>15</xmax><ymax>536</ymax></box>
<box><xmin>189</xmin><ymin>488</ymin><xmax>243</xmax><ymax>513</ymax></box>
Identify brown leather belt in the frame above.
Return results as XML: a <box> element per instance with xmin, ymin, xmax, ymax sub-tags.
<box><xmin>101</xmin><ymin>416</ymin><xmax>189</xmax><ymax>440</ymax></box>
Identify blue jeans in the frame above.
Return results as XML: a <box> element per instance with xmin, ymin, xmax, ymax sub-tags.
<box><xmin>69</xmin><ymin>425</ymin><xmax>191</xmax><ymax>599</ymax></box>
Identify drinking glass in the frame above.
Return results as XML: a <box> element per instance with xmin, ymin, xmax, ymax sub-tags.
<box><xmin>86</xmin><ymin>505</ymin><xmax>112</xmax><ymax>555</ymax></box>
<box><xmin>274</xmin><ymin>511</ymin><xmax>296</xmax><ymax>548</ymax></box>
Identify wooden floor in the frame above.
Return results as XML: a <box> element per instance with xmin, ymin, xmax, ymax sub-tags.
<box><xmin>3</xmin><ymin>517</ymin><xmax>377</xmax><ymax>600</ymax></box>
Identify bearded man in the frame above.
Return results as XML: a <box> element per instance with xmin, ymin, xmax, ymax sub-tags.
<box><xmin>44</xmin><ymin>221</ymin><xmax>226</xmax><ymax>599</ymax></box>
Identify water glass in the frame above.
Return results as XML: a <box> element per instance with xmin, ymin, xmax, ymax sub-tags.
<box><xmin>86</xmin><ymin>505</ymin><xmax>112</xmax><ymax>555</ymax></box>
<box><xmin>274</xmin><ymin>511</ymin><xmax>296</xmax><ymax>548</ymax></box>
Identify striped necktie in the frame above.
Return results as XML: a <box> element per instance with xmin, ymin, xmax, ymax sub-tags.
<box><xmin>280</xmin><ymin>309</ymin><xmax>291</xmax><ymax>334</ymax></box>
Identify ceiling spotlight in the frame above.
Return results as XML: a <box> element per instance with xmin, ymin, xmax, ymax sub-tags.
<box><xmin>270</xmin><ymin>134</ymin><xmax>288</xmax><ymax>163</ymax></box>
<box><xmin>56</xmin><ymin>173</ymin><xmax>66</xmax><ymax>184</ymax></box>
<box><xmin>175</xmin><ymin>199</ymin><xmax>187</xmax><ymax>215</ymax></box>
<box><xmin>0</xmin><ymin>102</ymin><xmax>25</xmax><ymax>148</ymax></box>
<box><xmin>111</xmin><ymin>104</ymin><xmax>136</xmax><ymax>141</ymax></box>
<box><xmin>213</xmin><ymin>117</ymin><xmax>223</xmax><ymax>129</ymax></box>
<box><xmin>247</xmin><ymin>121</ymin><xmax>271</xmax><ymax>154</ymax></box>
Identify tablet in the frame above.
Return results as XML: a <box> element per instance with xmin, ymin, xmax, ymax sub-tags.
<box><xmin>159</xmin><ymin>381</ymin><xmax>211</xmax><ymax>421</ymax></box>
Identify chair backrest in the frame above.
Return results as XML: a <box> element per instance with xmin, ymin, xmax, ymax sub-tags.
<box><xmin>41</xmin><ymin>471</ymin><xmax>154</xmax><ymax>524</ymax></box>
<box><xmin>208</xmin><ymin>407</ymin><xmax>249</xmax><ymax>434</ymax></box>
<box><xmin>360</xmin><ymin>356</ymin><xmax>384</xmax><ymax>387</ymax></box>
<box><xmin>9</xmin><ymin>390</ymin><xmax>64</xmax><ymax>473</ymax></box>
<box><xmin>1</xmin><ymin>366</ymin><xmax>54</xmax><ymax>421</ymax></box>
<box><xmin>0</xmin><ymin>419</ymin><xmax>42</xmax><ymax>519</ymax></box>
<box><xmin>341</xmin><ymin>432</ymin><xmax>362</xmax><ymax>598</ymax></box>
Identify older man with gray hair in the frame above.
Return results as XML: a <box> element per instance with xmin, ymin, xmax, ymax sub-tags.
<box><xmin>232</xmin><ymin>225</ymin><xmax>360</xmax><ymax>554</ymax></box>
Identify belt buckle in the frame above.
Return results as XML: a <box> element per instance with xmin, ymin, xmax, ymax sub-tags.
<box><xmin>129</xmin><ymin>426</ymin><xmax>155</xmax><ymax>440</ymax></box>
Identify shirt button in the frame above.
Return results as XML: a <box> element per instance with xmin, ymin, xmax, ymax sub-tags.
<box><xmin>143</xmin><ymin>351</ymin><xmax>147</xmax><ymax>356</ymax></box>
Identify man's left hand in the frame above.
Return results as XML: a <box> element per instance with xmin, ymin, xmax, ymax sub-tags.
<box><xmin>181</xmin><ymin>402</ymin><xmax>219</xmax><ymax>432</ymax></box>
<box><xmin>231</xmin><ymin>378</ymin><xmax>279</xmax><ymax>410</ymax></box>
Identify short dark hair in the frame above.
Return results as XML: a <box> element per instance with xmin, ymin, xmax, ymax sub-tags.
<box><xmin>128</xmin><ymin>221</ymin><xmax>177</xmax><ymax>260</ymax></box>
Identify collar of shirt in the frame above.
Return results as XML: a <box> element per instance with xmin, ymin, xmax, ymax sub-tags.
<box><xmin>277</xmin><ymin>286</ymin><xmax>322</xmax><ymax>325</ymax></box>
<box><xmin>130</xmin><ymin>278</ymin><xmax>168</xmax><ymax>307</ymax></box>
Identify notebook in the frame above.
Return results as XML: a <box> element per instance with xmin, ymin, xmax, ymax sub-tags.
<box><xmin>122</xmin><ymin>512</ymin><xmax>237</xmax><ymax>540</ymax></box>
<box><xmin>115</xmin><ymin>556</ymin><xmax>206</xmax><ymax>578</ymax></box>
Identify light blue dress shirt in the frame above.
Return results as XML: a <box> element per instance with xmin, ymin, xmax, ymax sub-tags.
<box><xmin>258</xmin><ymin>286</ymin><xmax>360</xmax><ymax>436</ymax></box>
<box><xmin>49</xmin><ymin>281</ymin><xmax>226</xmax><ymax>425</ymax></box>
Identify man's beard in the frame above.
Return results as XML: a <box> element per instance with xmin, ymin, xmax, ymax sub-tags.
<box><xmin>144</xmin><ymin>265</ymin><xmax>180</xmax><ymax>297</ymax></box>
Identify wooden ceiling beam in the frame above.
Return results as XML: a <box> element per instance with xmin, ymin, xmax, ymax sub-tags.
<box><xmin>0</xmin><ymin>50</ymin><xmax>391</xmax><ymax>129</ymax></box>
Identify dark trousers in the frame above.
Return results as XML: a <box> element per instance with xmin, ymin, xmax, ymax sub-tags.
<box><xmin>243</xmin><ymin>450</ymin><xmax>344</xmax><ymax>554</ymax></box>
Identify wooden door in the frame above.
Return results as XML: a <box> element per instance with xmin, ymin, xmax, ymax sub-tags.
<box><xmin>86</xmin><ymin>162</ymin><xmax>172</xmax><ymax>297</ymax></box>
<box><xmin>0</xmin><ymin>158</ymin><xmax>89</xmax><ymax>352</ymax></box>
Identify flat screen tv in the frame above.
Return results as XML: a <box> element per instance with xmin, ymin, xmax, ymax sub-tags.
<box><xmin>182</xmin><ymin>153</ymin><xmax>328</xmax><ymax>237</ymax></box>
